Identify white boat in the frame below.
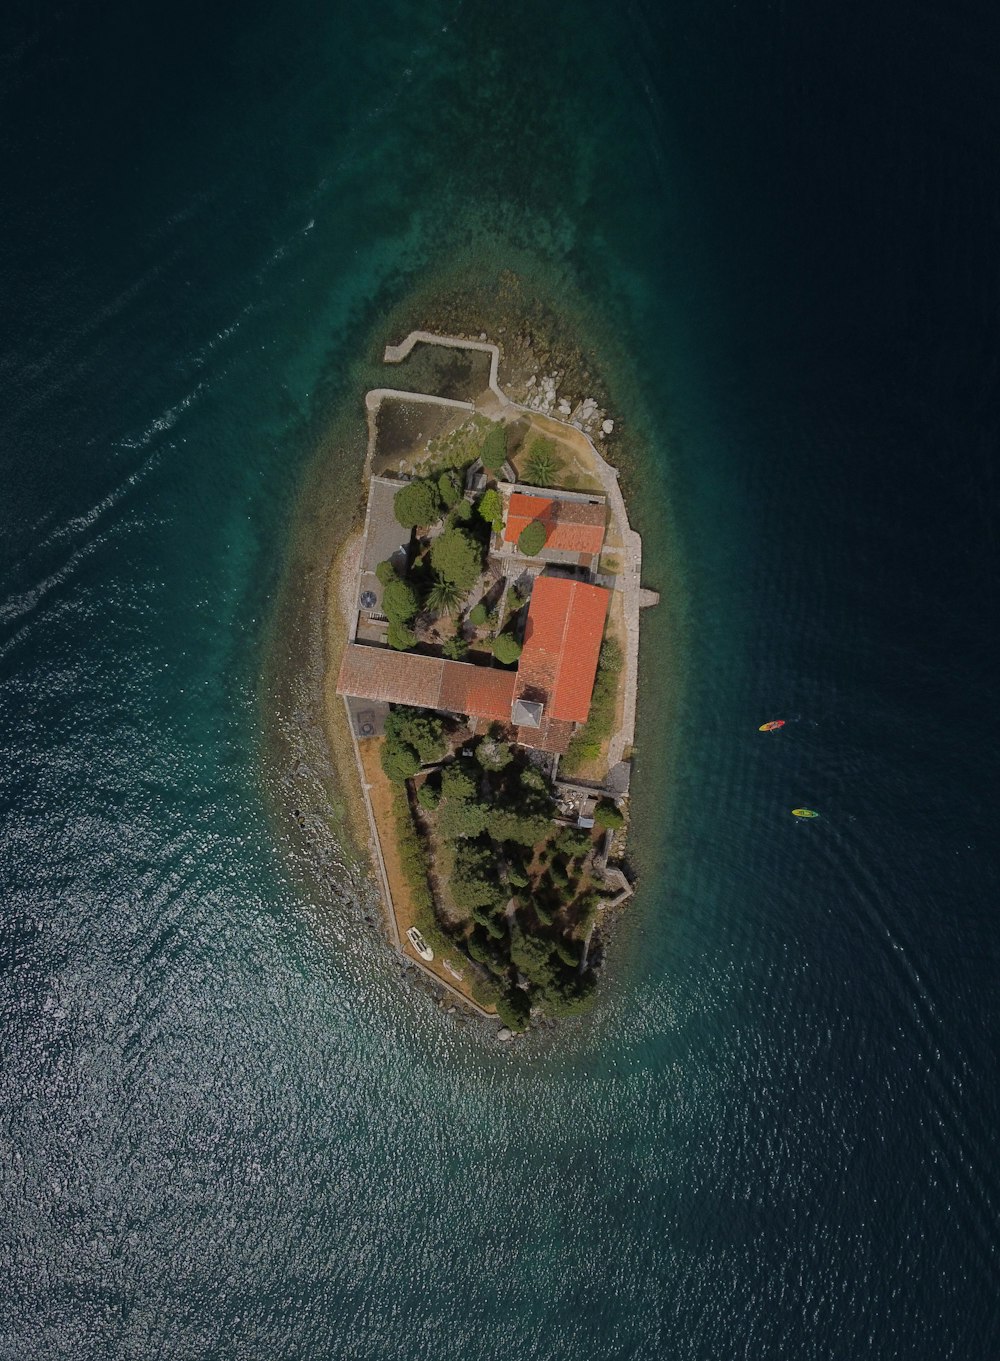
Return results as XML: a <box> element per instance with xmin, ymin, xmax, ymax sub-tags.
<box><xmin>406</xmin><ymin>926</ymin><xmax>433</xmax><ymax>961</ymax></box>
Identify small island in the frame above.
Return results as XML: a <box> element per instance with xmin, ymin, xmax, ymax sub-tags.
<box><xmin>334</xmin><ymin>332</ymin><xmax>658</xmax><ymax>1033</ymax></box>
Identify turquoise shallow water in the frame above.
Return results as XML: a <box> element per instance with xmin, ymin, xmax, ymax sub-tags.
<box><xmin>3</xmin><ymin>1</ymin><xmax>999</xmax><ymax>1357</ymax></box>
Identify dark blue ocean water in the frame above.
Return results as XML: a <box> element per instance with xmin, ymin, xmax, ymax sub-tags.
<box><xmin>2</xmin><ymin>2</ymin><xmax>999</xmax><ymax>1357</ymax></box>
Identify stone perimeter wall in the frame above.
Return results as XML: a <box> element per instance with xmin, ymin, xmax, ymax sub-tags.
<box><xmin>345</xmin><ymin>331</ymin><xmax>657</xmax><ymax>1023</ymax></box>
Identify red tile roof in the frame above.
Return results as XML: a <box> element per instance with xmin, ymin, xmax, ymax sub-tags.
<box><xmin>504</xmin><ymin>492</ymin><xmax>606</xmax><ymax>556</ymax></box>
<box><xmin>337</xmin><ymin>646</ymin><xmax>445</xmax><ymax>709</ymax></box>
<box><xmin>439</xmin><ymin>662</ymin><xmax>517</xmax><ymax>721</ymax></box>
<box><xmin>515</xmin><ymin>716</ymin><xmax>574</xmax><ymax>753</ymax></box>
<box><xmin>515</xmin><ymin>576</ymin><xmax>609</xmax><ymax>723</ymax></box>
<box><xmin>337</xmin><ymin>644</ymin><xmax>515</xmax><ymax>720</ymax></box>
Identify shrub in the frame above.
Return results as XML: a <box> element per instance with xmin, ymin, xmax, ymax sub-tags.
<box><xmin>437</xmin><ymin>470</ymin><xmax>461</xmax><ymax>510</ymax></box>
<box><xmin>492</xmin><ymin>633</ymin><xmax>522</xmax><ymax>665</ymax></box>
<box><xmin>477</xmin><ymin>488</ymin><xmax>502</xmax><ymax>528</ymax></box>
<box><xmin>387</xmin><ymin>620</ymin><xmax>417</xmax><ymax>651</ymax></box>
<box><xmin>469</xmin><ymin>974</ymin><xmax>502</xmax><ymax>1008</ymax></box>
<box><xmin>382</xmin><ymin>578</ymin><xmax>418</xmax><ymax>624</ymax></box>
<box><xmin>480</xmin><ymin>423</ymin><xmax>508</xmax><ymax>474</ymax></box>
<box><xmin>468</xmin><ymin>602</ymin><xmax>488</xmax><ymax>628</ymax></box>
<box><xmin>430</xmin><ymin>527</ymin><xmax>482</xmax><ymax>591</ymax></box>
<box><xmin>506</xmin><ymin>586</ymin><xmax>524</xmax><ymax>612</ymax></box>
<box><xmin>442</xmin><ymin>634</ymin><xmax>468</xmax><ymax>660</ymax></box>
<box><xmin>375</xmin><ymin>559</ymin><xmax>398</xmax><ymax>587</ymax></box>
<box><xmin>594</xmin><ymin>799</ymin><xmax>625</xmax><ymax>830</ymax></box>
<box><xmin>416</xmin><ymin>782</ymin><xmax>441</xmax><ymax>811</ymax></box>
<box><xmin>451</xmin><ymin>499</ymin><xmax>473</xmax><ymax>523</ymax></box>
<box><xmin>517</xmin><ymin>519</ymin><xmax>547</xmax><ymax>557</ymax></box>
<box><xmin>393</xmin><ymin>479</ymin><xmax>441</xmax><ymax>528</ymax></box>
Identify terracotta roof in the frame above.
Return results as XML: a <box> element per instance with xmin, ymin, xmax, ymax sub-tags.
<box><xmin>337</xmin><ymin>645</ymin><xmax>445</xmax><ymax>709</ymax></box>
<box><xmin>503</xmin><ymin>492</ymin><xmax>606</xmax><ymax>556</ymax></box>
<box><xmin>337</xmin><ymin>643</ymin><xmax>515</xmax><ymax>720</ymax></box>
<box><xmin>515</xmin><ymin>716</ymin><xmax>574</xmax><ymax>753</ymax></box>
<box><xmin>439</xmin><ymin>662</ymin><xmax>516</xmax><ymax>721</ymax></box>
<box><xmin>515</xmin><ymin>577</ymin><xmax>609</xmax><ymax>723</ymax></box>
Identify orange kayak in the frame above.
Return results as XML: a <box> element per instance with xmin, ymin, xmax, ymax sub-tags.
<box><xmin>759</xmin><ymin>720</ymin><xmax>785</xmax><ymax>731</ymax></box>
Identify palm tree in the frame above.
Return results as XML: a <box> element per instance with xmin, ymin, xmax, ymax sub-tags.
<box><xmin>427</xmin><ymin>574</ymin><xmax>463</xmax><ymax>616</ymax></box>
<box><xmin>524</xmin><ymin>438</ymin><xmax>562</xmax><ymax>486</ymax></box>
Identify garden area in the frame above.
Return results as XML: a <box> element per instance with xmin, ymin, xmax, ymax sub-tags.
<box><xmin>374</xmin><ymin>422</ymin><xmax>529</xmax><ymax>664</ymax></box>
<box><xmin>378</xmin><ymin>707</ymin><xmax>623</xmax><ymax>1030</ymax></box>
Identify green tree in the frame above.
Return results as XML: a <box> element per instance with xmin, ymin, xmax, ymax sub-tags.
<box><xmin>517</xmin><ymin>519</ymin><xmax>547</xmax><ymax>557</ymax></box>
<box><xmin>451</xmin><ymin>499</ymin><xmax>473</xmax><ymax>523</ymax></box>
<box><xmin>477</xmin><ymin>488</ymin><xmax>502</xmax><ymax>529</ymax></box>
<box><xmin>520</xmin><ymin>766</ymin><xmax>548</xmax><ymax>793</ymax></box>
<box><xmin>380</xmin><ymin>739</ymin><xmax>419</xmax><ymax>782</ymax></box>
<box><xmin>441</xmin><ymin>763</ymin><xmax>477</xmax><ymax>802</ymax></box>
<box><xmin>495</xmin><ymin>989</ymin><xmax>531</xmax><ymax>1032</ymax></box>
<box><xmin>523</xmin><ymin>438</ymin><xmax>562</xmax><ymax>486</ymax></box>
<box><xmin>480</xmin><ymin>424</ymin><xmax>508</xmax><ymax>474</ymax></box>
<box><xmin>430</xmin><ymin>527</ymin><xmax>482</xmax><ymax>590</ymax></box>
<box><xmin>384</xmin><ymin>707</ymin><xmax>446</xmax><ymax>762</ymax></box>
<box><xmin>393</xmin><ymin>479</ymin><xmax>441</xmax><ymax>529</ymax></box>
<box><xmin>427</xmin><ymin>575</ymin><xmax>463</xmax><ymax>616</ymax></box>
<box><xmin>554</xmin><ymin>939</ymin><xmax>581</xmax><ymax>969</ymax></box>
<box><xmin>492</xmin><ymin>633</ymin><xmax>522</xmax><ymax>665</ymax></box>
<box><xmin>594</xmin><ymin>799</ymin><xmax>625</xmax><ymax>830</ymax></box>
<box><xmin>476</xmin><ymin>739</ymin><xmax>512</xmax><ymax>771</ymax></box>
<box><xmin>382</xmin><ymin>578</ymin><xmax>418</xmax><ymax>624</ymax></box>
<box><xmin>442</xmin><ymin>633</ymin><xmax>468</xmax><ymax>660</ymax></box>
<box><xmin>375</xmin><ymin>559</ymin><xmax>398</xmax><ymax>587</ymax></box>
<box><xmin>468</xmin><ymin>602</ymin><xmax>488</xmax><ymax>628</ymax></box>
<box><xmin>416</xmin><ymin>782</ymin><xmax>441</xmax><ymax>811</ymax></box>
<box><xmin>490</xmin><ymin>807</ymin><xmax>552</xmax><ymax>847</ymax></box>
<box><xmin>437</xmin><ymin>470</ymin><xmax>461</xmax><ymax>510</ymax></box>
<box><xmin>387</xmin><ymin>620</ymin><xmax>417</xmax><ymax>651</ymax></box>
<box><xmin>439</xmin><ymin>798</ymin><xmax>489</xmax><ymax>841</ymax></box>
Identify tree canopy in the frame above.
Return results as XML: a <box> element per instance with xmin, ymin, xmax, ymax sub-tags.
<box><xmin>382</xmin><ymin>578</ymin><xmax>418</xmax><ymax>624</ymax></box>
<box><xmin>386</xmin><ymin>620</ymin><xmax>417</xmax><ymax>652</ymax></box>
<box><xmin>384</xmin><ymin>707</ymin><xmax>447</xmax><ymax>763</ymax></box>
<box><xmin>517</xmin><ymin>519</ymin><xmax>547</xmax><ymax>557</ymax></box>
<box><xmin>480</xmin><ymin>424</ymin><xmax>508</xmax><ymax>474</ymax></box>
<box><xmin>430</xmin><ymin>527</ymin><xmax>482</xmax><ymax>591</ymax></box>
<box><xmin>437</xmin><ymin>470</ymin><xmax>462</xmax><ymax>510</ymax></box>
<box><xmin>492</xmin><ymin>634</ymin><xmax>522</xmax><ymax>665</ymax></box>
<box><xmin>477</xmin><ymin>488</ymin><xmax>503</xmax><ymax>529</ymax></box>
<box><xmin>393</xmin><ymin>479</ymin><xmax>441</xmax><ymax>529</ymax></box>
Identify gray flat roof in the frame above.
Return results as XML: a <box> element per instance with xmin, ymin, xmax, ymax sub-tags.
<box><xmin>361</xmin><ymin>477</ymin><xmax>411</xmax><ymax>576</ymax></box>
